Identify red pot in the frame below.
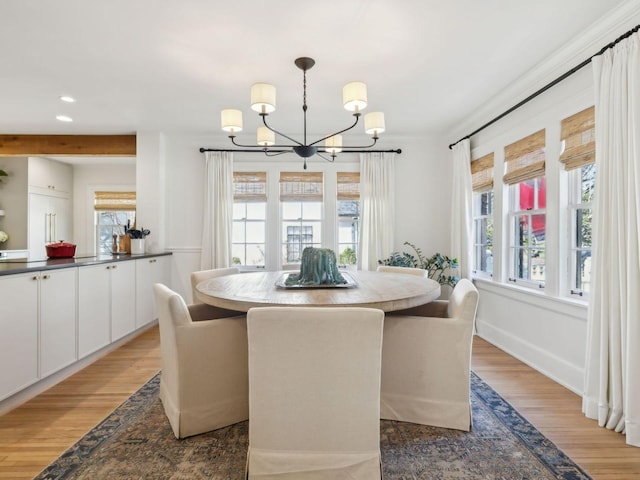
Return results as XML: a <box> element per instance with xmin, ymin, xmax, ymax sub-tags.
<box><xmin>46</xmin><ymin>241</ymin><xmax>77</xmax><ymax>258</ymax></box>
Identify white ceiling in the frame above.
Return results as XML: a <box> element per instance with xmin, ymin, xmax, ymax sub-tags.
<box><xmin>0</xmin><ymin>0</ymin><xmax>633</xmax><ymax>144</ymax></box>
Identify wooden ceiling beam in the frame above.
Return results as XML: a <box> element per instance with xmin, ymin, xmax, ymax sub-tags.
<box><xmin>0</xmin><ymin>135</ymin><xmax>136</xmax><ymax>156</ymax></box>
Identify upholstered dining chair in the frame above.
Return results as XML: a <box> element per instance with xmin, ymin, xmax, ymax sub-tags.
<box><xmin>246</xmin><ymin>306</ymin><xmax>384</xmax><ymax>479</ymax></box>
<box><xmin>376</xmin><ymin>265</ymin><xmax>429</xmax><ymax>277</ymax></box>
<box><xmin>153</xmin><ymin>283</ymin><xmax>249</xmax><ymax>439</ymax></box>
<box><xmin>380</xmin><ymin>278</ymin><xmax>479</xmax><ymax>431</ymax></box>
<box><xmin>190</xmin><ymin>266</ymin><xmax>239</xmax><ymax>304</ymax></box>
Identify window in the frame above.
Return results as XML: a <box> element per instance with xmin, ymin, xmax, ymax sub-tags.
<box><xmin>560</xmin><ymin>106</ymin><xmax>595</xmax><ymax>296</ymax></box>
<box><xmin>232</xmin><ymin>172</ymin><xmax>267</xmax><ymax>267</ymax></box>
<box><xmin>279</xmin><ymin>172</ymin><xmax>323</xmax><ymax>265</ymax></box>
<box><xmin>471</xmin><ymin>153</ymin><xmax>494</xmax><ymax>276</ymax></box>
<box><xmin>504</xmin><ymin>129</ymin><xmax>546</xmax><ymax>287</ymax></box>
<box><xmin>337</xmin><ymin>172</ymin><xmax>360</xmax><ymax>266</ymax></box>
<box><xmin>94</xmin><ymin>191</ymin><xmax>136</xmax><ymax>254</ymax></box>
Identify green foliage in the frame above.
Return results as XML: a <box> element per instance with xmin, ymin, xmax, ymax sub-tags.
<box><xmin>379</xmin><ymin>241</ymin><xmax>460</xmax><ymax>287</ymax></box>
<box><xmin>0</xmin><ymin>169</ymin><xmax>7</xmax><ymax>182</ymax></box>
<box><xmin>339</xmin><ymin>247</ymin><xmax>357</xmax><ymax>265</ymax></box>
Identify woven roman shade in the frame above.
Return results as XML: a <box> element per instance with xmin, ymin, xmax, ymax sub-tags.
<box><xmin>233</xmin><ymin>171</ymin><xmax>267</xmax><ymax>202</ymax></box>
<box><xmin>94</xmin><ymin>191</ymin><xmax>136</xmax><ymax>211</ymax></box>
<box><xmin>471</xmin><ymin>153</ymin><xmax>494</xmax><ymax>191</ymax></box>
<box><xmin>503</xmin><ymin>129</ymin><xmax>546</xmax><ymax>185</ymax></box>
<box><xmin>337</xmin><ymin>172</ymin><xmax>360</xmax><ymax>201</ymax></box>
<box><xmin>560</xmin><ymin>106</ymin><xmax>595</xmax><ymax>171</ymax></box>
<box><xmin>279</xmin><ymin>172</ymin><xmax>323</xmax><ymax>202</ymax></box>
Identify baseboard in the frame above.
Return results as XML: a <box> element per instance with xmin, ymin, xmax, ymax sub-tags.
<box><xmin>476</xmin><ymin>320</ymin><xmax>584</xmax><ymax>395</ymax></box>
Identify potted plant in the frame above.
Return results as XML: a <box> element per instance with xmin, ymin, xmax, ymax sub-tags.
<box><xmin>379</xmin><ymin>241</ymin><xmax>460</xmax><ymax>291</ymax></box>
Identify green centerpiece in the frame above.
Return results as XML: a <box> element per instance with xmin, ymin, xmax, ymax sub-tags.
<box><xmin>285</xmin><ymin>247</ymin><xmax>347</xmax><ymax>286</ymax></box>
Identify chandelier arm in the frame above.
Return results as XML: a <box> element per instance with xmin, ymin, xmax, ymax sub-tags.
<box><xmin>316</xmin><ymin>152</ymin><xmax>336</xmax><ymax>163</ymax></box>
<box><xmin>264</xmin><ymin>150</ymin><xmax>291</xmax><ymax>157</ymax></box>
<box><xmin>308</xmin><ymin>114</ymin><xmax>360</xmax><ymax>147</ymax></box>
<box><xmin>337</xmin><ymin>136</ymin><xmax>379</xmax><ymax>149</ymax></box>
<box><xmin>262</xmin><ymin>114</ymin><xmax>303</xmax><ymax>146</ymax></box>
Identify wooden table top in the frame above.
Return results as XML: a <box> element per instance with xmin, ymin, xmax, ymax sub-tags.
<box><xmin>195</xmin><ymin>270</ymin><xmax>441</xmax><ymax>312</ymax></box>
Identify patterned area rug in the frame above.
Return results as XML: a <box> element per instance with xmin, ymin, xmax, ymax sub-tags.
<box><xmin>35</xmin><ymin>372</ymin><xmax>591</xmax><ymax>479</ymax></box>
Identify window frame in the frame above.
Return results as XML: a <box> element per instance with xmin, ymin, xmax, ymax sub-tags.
<box><xmin>507</xmin><ymin>176</ymin><xmax>547</xmax><ymax>290</ymax></box>
<box><xmin>567</xmin><ymin>164</ymin><xmax>594</xmax><ymax>298</ymax></box>
<box><xmin>472</xmin><ymin>189</ymin><xmax>494</xmax><ymax>278</ymax></box>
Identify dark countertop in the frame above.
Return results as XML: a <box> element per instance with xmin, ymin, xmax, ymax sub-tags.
<box><xmin>0</xmin><ymin>252</ymin><xmax>172</xmax><ymax>276</ymax></box>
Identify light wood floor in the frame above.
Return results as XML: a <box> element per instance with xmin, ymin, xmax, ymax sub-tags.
<box><xmin>1</xmin><ymin>328</ymin><xmax>639</xmax><ymax>479</ymax></box>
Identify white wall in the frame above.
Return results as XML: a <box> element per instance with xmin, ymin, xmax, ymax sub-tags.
<box><xmin>72</xmin><ymin>164</ymin><xmax>136</xmax><ymax>254</ymax></box>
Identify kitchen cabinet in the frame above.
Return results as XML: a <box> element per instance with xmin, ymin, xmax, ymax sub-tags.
<box><xmin>40</xmin><ymin>268</ymin><xmax>77</xmax><ymax>377</ymax></box>
<box><xmin>110</xmin><ymin>260</ymin><xmax>136</xmax><ymax>341</ymax></box>
<box><xmin>78</xmin><ymin>261</ymin><xmax>137</xmax><ymax>358</ymax></box>
<box><xmin>136</xmin><ymin>255</ymin><xmax>170</xmax><ymax>327</ymax></box>
<box><xmin>28</xmin><ymin>156</ymin><xmax>73</xmax><ymax>195</ymax></box>
<box><xmin>0</xmin><ymin>267</ymin><xmax>76</xmax><ymax>399</ymax></box>
<box><xmin>0</xmin><ymin>273</ymin><xmax>39</xmax><ymax>401</ymax></box>
<box><xmin>28</xmin><ymin>192</ymin><xmax>72</xmax><ymax>258</ymax></box>
<box><xmin>78</xmin><ymin>264</ymin><xmax>111</xmax><ymax>358</ymax></box>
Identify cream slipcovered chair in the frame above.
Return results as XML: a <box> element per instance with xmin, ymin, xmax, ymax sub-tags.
<box><xmin>246</xmin><ymin>307</ymin><xmax>384</xmax><ymax>479</ymax></box>
<box><xmin>380</xmin><ymin>278</ymin><xmax>479</xmax><ymax>431</ymax></box>
<box><xmin>190</xmin><ymin>266</ymin><xmax>239</xmax><ymax>304</ymax></box>
<box><xmin>153</xmin><ymin>283</ymin><xmax>249</xmax><ymax>439</ymax></box>
<box><xmin>376</xmin><ymin>265</ymin><xmax>428</xmax><ymax>277</ymax></box>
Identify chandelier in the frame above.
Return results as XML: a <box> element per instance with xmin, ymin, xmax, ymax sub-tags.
<box><xmin>201</xmin><ymin>57</ymin><xmax>401</xmax><ymax>169</ymax></box>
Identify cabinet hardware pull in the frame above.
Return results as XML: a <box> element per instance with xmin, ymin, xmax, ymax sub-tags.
<box><xmin>32</xmin><ymin>275</ymin><xmax>39</xmax><ymax>280</ymax></box>
<box><xmin>43</xmin><ymin>274</ymin><xmax>50</xmax><ymax>279</ymax></box>
<box><xmin>112</xmin><ymin>265</ymin><xmax>117</xmax><ymax>269</ymax></box>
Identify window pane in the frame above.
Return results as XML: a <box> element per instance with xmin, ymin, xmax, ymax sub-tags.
<box><xmin>531</xmin><ymin>248</ymin><xmax>545</xmax><ymax>282</ymax></box>
<box><xmin>231</xmin><ymin>244</ymin><xmax>245</xmax><ymax>265</ymax></box>
<box><xmin>581</xmin><ymin>164</ymin><xmax>596</xmax><ymax>203</ymax></box>
<box><xmin>338</xmin><ymin>245</ymin><xmax>357</xmax><ymax>265</ymax></box>
<box><xmin>576</xmin><ymin>208</ymin><xmax>592</xmax><ymax>248</ymax></box>
<box><xmin>246</xmin><ymin>244</ymin><xmax>265</xmax><ymax>265</ymax></box>
<box><xmin>302</xmin><ymin>221</ymin><xmax>322</xmax><ymax>243</ymax></box>
<box><xmin>576</xmin><ymin>251</ymin><xmax>592</xmax><ymax>293</ymax></box>
<box><xmin>537</xmin><ymin>177</ymin><xmax>546</xmax><ymax>209</ymax></box>
<box><xmin>514</xmin><ymin>248</ymin><xmax>529</xmax><ymax>280</ymax></box>
<box><xmin>515</xmin><ymin>215</ymin><xmax>530</xmax><ymax>248</ymax></box>
<box><xmin>99</xmin><ymin>212</ymin><xmax>118</xmax><ymax>225</ymax></box>
<box><xmin>531</xmin><ymin>214</ymin><xmax>546</xmax><ymax>246</ymax></box>
<box><xmin>246</xmin><ymin>202</ymin><xmax>266</xmax><ymax>220</ymax></box>
<box><xmin>246</xmin><ymin>221</ymin><xmax>265</xmax><ymax>243</ymax></box>
<box><xmin>233</xmin><ymin>203</ymin><xmax>246</xmax><ymax>220</ymax></box>
<box><xmin>518</xmin><ymin>180</ymin><xmax>536</xmax><ymax>210</ymax></box>
<box><xmin>232</xmin><ymin>221</ymin><xmax>245</xmax><ymax>243</ymax></box>
<box><xmin>282</xmin><ymin>202</ymin><xmax>302</xmax><ymax>219</ymax></box>
<box><xmin>302</xmin><ymin>202</ymin><xmax>322</xmax><ymax>219</ymax></box>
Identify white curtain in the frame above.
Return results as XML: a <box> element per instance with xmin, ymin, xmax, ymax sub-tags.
<box><xmin>358</xmin><ymin>152</ymin><xmax>395</xmax><ymax>271</ymax></box>
<box><xmin>200</xmin><ymin>151</ymin><xmax>233</xmax><ymax>270</ymax></box>
<box><xmin>583</xmin><ymin>32</ymin><xmax>640</xmax><ymax>447</ymax></box>
<box><xmin>451</xmin><ymin>139</ymin><xmax>474</xmax><ymax>279</ymax></box>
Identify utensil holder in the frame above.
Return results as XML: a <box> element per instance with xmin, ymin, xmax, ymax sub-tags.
<box><xmin>130</xmin><ymin>239</ymin><xmax>145</xmax><ymax>255</ymax></box>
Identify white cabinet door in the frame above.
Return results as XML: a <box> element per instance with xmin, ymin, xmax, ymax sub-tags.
<box><xmin>28</xmin><ymin>193</ymin><xmax>72</xmax><ymax>258</ymax></box>
<box><xmin>40</xmin><ymin>268</ymin><xmax>77</xmax><ymax>377</ymax></box>
<box><xmin>78</xmin><ymin>264</ymin><xmax>111</xmax><ymax>358</ymax></box>
<box><xmin>136</xmin><ymin>256</ymin><xmax>171</xmax><ymax>328</ymax></box>
<box><xmin>0</xmin><ymin>273</ymin><xmax>39</xmax><ymax>401</ymax></box>
<box><xmin>28</xmin><ymin>156</ymin><xmax>72</xmax><ymax>194</ymax></box>
<box><xmin>110</xmin><ymin>261</ymin><xmax>136</xmax><ymax>341</ymax></box>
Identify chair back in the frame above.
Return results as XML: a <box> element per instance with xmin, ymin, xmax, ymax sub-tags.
<box><xmin>246</xmin><ymin>306</ymin><xmax>384</xmax><ymax>478</ymax></box>
<box><xmin>153</xmin><ymin>283</ymin><xmax>190</xmax><ymax>406</ymax></box>
<box><xmin>447</xmin><ymin>278</ymin><xmax>479</xmax><ymax>322</ymax></box>
<box><xmin>376</xmin><ymin>265</ymin><xmax>428</xmax><ymax>277</ymax></box>
<box><xmin>190</xmin><ymin>267</ymin><xmax>239</xmax><ymax>304</ymax></box>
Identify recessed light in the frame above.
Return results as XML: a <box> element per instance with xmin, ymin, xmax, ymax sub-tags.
<box><xmin>60</xmin><ymin>95</ymin><xmax>76</xmax><ymax>103</ymax></box>
<box><xmin>56</xmin><ymin>115</ymin><xmax>73</xmax><ymax>122</ymax></box>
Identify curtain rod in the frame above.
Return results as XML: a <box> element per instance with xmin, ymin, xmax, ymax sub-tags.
<box><xmin>199</xmin><ymin>148</ymin><xmax>402</xmax><ymax>154</ymax></box>
<box><xmin>448</xmin><ymin>23</ymin><xmax>640</xmax><ymax>150</ymax></box>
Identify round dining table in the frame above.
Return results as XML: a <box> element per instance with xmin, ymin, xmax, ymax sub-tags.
<box><xmin>195</xmin><ymin>269</ymin><xmax>441</xmax><ymax>313</ymax></box>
